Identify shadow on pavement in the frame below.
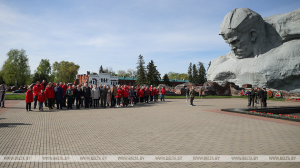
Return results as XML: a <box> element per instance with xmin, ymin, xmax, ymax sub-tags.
<box><xmin>0</xmin><ymin>123</ymin><xmax>32</xmax><ymax>128</ymax></box>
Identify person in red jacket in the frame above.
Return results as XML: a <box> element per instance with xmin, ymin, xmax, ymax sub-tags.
<box><xmin>116</xmin><ymin>85</ymin><xmax>123</xmax><ymax>107</ymax></box>
<box><xmin>122</xmin><ymin>85</ymin><xmax>129</xmax><ymax>107</ymax></box>
<box><xmin>62</xmin><ymin>82</ymin><xmax>67</xmax><ymax>107</ymax></box>
<box><xmin>149</xmin><ymin>85</ymin><xmax>154</xmax><ymax>102</ymax></box>
<box><xmin>25</xmin><ymin>87</ymin><xmax>34</xmax><ymax>111</ymax></box>
<box><xmin>139</xmin><ymin>86</ymin><xmax>145</xmax><ymax>103</ymax></box>
<box><xmin>38</xmin><ymin>90</ymin><xmax>46</xmax><ymax>111</ymax></box>
<box><xmin>45</xmin><ymin>82</ymin><xmax>55</xmax><ymax>110</ymax></box>
<box><xmin>33</xmin><ymin>81</ymin><xmax>42</xmax><ymax>109</ymax></box>
<box><xmin>160</xmin><ymin>86</ymin><xmax>166</xmax><ymax>101</ymax></box>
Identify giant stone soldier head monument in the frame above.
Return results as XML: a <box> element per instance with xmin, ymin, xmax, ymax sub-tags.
<box><xmin>207</xmin><ymin>8</ymin><xmax>300</xmax><ymax>91</ymax></box>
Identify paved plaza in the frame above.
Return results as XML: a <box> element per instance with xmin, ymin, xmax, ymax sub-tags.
<box><xmin>0</xmin><ymin>98</ymin><xmax>299</xmax><ymax>167</ymax></box>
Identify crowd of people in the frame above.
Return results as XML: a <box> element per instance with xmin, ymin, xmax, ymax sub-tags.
<box><xmin>25</xmin><ymin>80</ymin><xmax>167</xmax><ymax>111</ymax></box>
<box><xmin>247</xmin><ymin>87</ymin><xmax>268</xmax><ymax>107</ymax></box>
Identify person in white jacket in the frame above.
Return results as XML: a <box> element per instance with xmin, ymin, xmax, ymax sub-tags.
<box><xmin>91</xmin><ymin>85</ymin><xmax>100</xmax><ymax>108</ymax></box>
<box><xmin>0</xmin><ymin>81</ymin><xmax>8</xmax><ymax>108</ymax></box>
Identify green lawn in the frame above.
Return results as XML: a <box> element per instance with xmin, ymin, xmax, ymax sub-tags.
<box><xmin>5</xmin><ymin>94</ymin><xmax>26</xmax><ymax>100</ymax></box>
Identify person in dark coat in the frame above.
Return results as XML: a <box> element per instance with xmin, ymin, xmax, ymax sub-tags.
<box><xmin>248</xmin><ymin>88</ymin><xmax>255</xmax><ymax>106</ymax></box>
<box><xmin>54</xmin><ymin>84</ymin><xmax>65</xmax><ymax>109</ymax></box>
<box><xmin>263</xmin><ymin>88</ymin><xmax>267</xmax><ymax>107</ymax></box>
<box><xmin>257</xmin><ymin>88</ymin><xmax>265</xmax><ymax>107</ymax></box>
<box><xmin>74</xmin><ymin>85</ymin><xmax>83</xmax><ymax>109</ymax></box>
<box><xmin>83</xmin><ymin>83</ymin><xmax>91</xmax><ymax>109</ymax></box>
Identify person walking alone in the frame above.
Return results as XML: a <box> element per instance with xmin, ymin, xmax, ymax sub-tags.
<box><xmin>189</xmin><ymin>86</ymin><xmax>195</xmax><ymax>106</ymax></box>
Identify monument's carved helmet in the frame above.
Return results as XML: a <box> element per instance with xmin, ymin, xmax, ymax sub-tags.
<box><xmin>219</xmin><ymin>8</ymin><xmax>265</xmax><ymax>59</ymax></box>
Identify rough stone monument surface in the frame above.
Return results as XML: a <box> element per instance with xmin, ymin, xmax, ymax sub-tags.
<box><xmin>207</xmin><ymin>8</ymin><xmax>300</xmax><ymax>91</ymax></box>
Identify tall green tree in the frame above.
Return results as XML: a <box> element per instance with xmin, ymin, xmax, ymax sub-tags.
<box><xmin>32</xmin><ymin>72</ymin><xmax>48</xmax><ymax>83</ymax></box>
<box><xmin>52</xmin><ymin>61</ymin><xmax>80</xmax><ymax>83</ymax></box>
<box><xmin>146</xmin><ymin>60</ymin><xmax>160</xmax><ymax>86</ymax></box>
<box><xmin>163</xmin><ymin>73</ymin><xmax>170</xmax><ymax>86</ymax></box>
<box><xmin>136</xmin><ymin>54</ymin><xmax>147</xmax><ymax>85</ymax></box>
<box><xmin>188</xmin><ymin>62</ymin><xmax>192</xmax><ymax>82</ymax></box>
<box><xmin>192</xmin><ymin>64</ymin><xmax>198</xmax><ymax>83</ymax></box>
<box><xmin>35</xmin><ymin>59</ymin><xmax>51</xmax><ymax>76</ymax></box>
<box><xmin>198</xmin><ymin>62</ymin><xmax>207</xmax><ymax>84</ymax></box>
<box><xmin>1</xmin><ymin>49</ymin><xmax>30</xmax><ymax>86</ymax></box>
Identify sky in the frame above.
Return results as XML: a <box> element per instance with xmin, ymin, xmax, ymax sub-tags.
<box><xmin>0</xmin><ymin>0</ymin><xmax>299</xmax><ymax>77</ymax></box>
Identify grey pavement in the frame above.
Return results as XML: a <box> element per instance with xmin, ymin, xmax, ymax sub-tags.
<box><xmin>0</xmin><ymin>99</ymin><xmax>299</xmax><ymax>167</ymax></box>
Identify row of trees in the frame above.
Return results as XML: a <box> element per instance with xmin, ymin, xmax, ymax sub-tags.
<box><xmin>0</xmin><ymin>49</ymin><xmax>80</xmax><ymax>86</ymax></box>
<box><xmin>188</xmin><ymin>62</ymin><xmax>207</xmax><ymax>84</ymax></box>
<box><xmin>136</xmin><ymin>55</ymin><xmax>161</xmax><ymax>86</ymax></box>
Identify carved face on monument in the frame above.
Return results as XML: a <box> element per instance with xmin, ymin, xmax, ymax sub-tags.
<box><xmin>221</xmin><ymin>29</ymin><xmax>257</xmax><ymax>59</ymax></box>
<box><xmin>219</xmin><ymin>8</ymin><xmax>264</xmax><ymax>59</ymax></box>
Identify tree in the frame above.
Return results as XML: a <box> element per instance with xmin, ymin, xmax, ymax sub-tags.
<box><xmin>192</xmin><ymin>64</ymin><xmax>198</xmax><ymax>83</ymax></box>
<box><xmin>146</xmin><ymin>60</ymin><xmax>160</xmax><ymax>86</ymax></box>
<box><xmin>127</xmin><ymin>69</ymin><xmax>137</xmax><ymax>77</ymax></box>
<box><xmin>188</xmin><ymin>62</ymin><xmax>192</xmax><ymax>82</ymax></box>
<box><xmin>163</xmin><ymin>73</ymin><xmax>170</xmax><ymax>86</ymax></box>
<box><xmin>32</xmin><ymin>72</ymin><xmax>48</xmax><ymax>83</ymax></box>
<box><xmin>136</xmin><ymin>54</ymin><xmax>147</xmax><ymax>85</ymax></box>
<box><xmin>1</xmin><ymin>49</ymin><xmax>30</xmax><ymax>86</ymax></box>
<box><xmin>103</xmin><ymin>67</ymin><xmax>117</xmax><ymax>76</ymax></box>
<box><xmin>52</xmin><ymin>61</ymin><xmax>80</xmax><ymax>83</ymax></box>
<box><xmin>99</xmin><ymin>65</ymin><xmax>103</xmax><ymax>73</ymax></box>
<box><xmin>207</xmin><ymin>61</ymin><xmax>211</xmax><ymax>71</ymax></box>
<box><xmin>117</xmin><ymin>70</ymin><xmax>129</xmax><ymax>77</ymax></box>
<box><xmin>198</xmin><ymin>62</ymin><xmax>207</xmax><ymax>84</ymax></box>
<box><xmin>35</xmin><ymin>59</ymin><xmax>51</xmax><ymax>76</ymax></box>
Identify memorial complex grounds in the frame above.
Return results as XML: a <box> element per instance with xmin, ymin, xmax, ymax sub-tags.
<box><xmin>0</xmin><ymin>98</ymin><xmax>299</xmax><ymax>167</ymax></box>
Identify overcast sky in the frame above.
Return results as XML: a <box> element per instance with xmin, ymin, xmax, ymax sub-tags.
<box><xmin>0</xmin><ymin>0</ymin><xmax>299</xmax><ymax>76</ymax></box>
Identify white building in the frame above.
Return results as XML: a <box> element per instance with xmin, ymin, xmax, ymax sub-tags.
<box><xmin>88</xmin><ymin>72</ymin><xmax>118</xmax><ymax>86</ymax></box>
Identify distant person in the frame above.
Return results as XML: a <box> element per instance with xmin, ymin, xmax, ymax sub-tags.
<box><xmin>54</xmin><ymin>83</ymin><xmax>64</xmax><ymax>109</ymax></box>
<box><xmin>38</xmin><ymin>90</ymin><xmax>46</xmax><ymax>111</ymax></box>
<box><xmin>116</xmin><ymin>85</ymin><xmax>123</xmax><ymax>107</ymax></box>
<box><xmin>248</xmin><ymin>88</ymin><xmax>254</xmax><ymax>106</ymax></box>
<box><xmin>150</xmin><ymin>85</ymin><xmax>154</xmax><ymax>102</ymax></box>
<box><xmin>66</xmin><ymin>84</ymin><xmax>74</xmax><ymax>109</ymax></box>
<box><xmin>45</xmin><ymin>82</ymin><xmax>55</xmax><ymax>110</ymax></box>
<box><xmin>199</xmin><ymin>87</ymin><xmax>203</xmax><ymax>99</ymax></box>
<box><xmin>189</xmin><ymin>86</ymin><xmax>195</xmax><ymax>106</ymax></box>
<box><xmin>89</xmin><ymin>85</ymin><xmax>93</xmax><ymax>107</ymax></box>
<box><xmin>62</xmin><ymin>82</ymin><xmax>68</xmax><ymax>107</ymax></box>
<box><xmin>145</xmin><ymin>86</ymin><xmax>150</xmax><ymax>103</ymax></box>
<box><xmin>74</xmin><ymin>85</ymin><xmax>83</xmax><ymax>109</ymax></box>
<box><xmin>25</xmin><ymin>87</ymin><xmax>34</xmax><ymax>111</ymax></box>
<box><xmin>33</xmin><ymin>81</ymin><xmax>42</xmax><ymax>109</ymax></box>
<box><xmin>106</xmin><ymin>85</ymin><xmax>111</xmax><ymax>107</ymax></box>
<box><xmin>101</xmin><ymin>85</ymin><xmax>108</xmax><ymax>108</ymax></box>
<box><xmin>153</xmin><ymin>87</ymin><xmax>158</xmax><ymax>102</ymax></box>
<box><xmin>263</xmin><ymin>88</ymin><xmax>267</xmax><ymax>107</ymax></box>
<box><xmin>254</xmin><ymin>87</ymin><xmax>258</xmax><ymax>105</ymax></box>
<box><xmin>257</xmin><ymin>88</ymin><xmax>265</xmax><ymax>108</ymax></box>
<box><xmin>0</xmin><ymin>81</ymin><xmax>8</xmax><ymax>108</ymax></box>
<box><xmin>160</xmin><ymin>87</ymin><xmax>166</xmax><ymax>101</ymax></box>
<box><xmin>110</xmin><ymin>84</ymin><xmax>117</xmax><ymax>108</ymax></box>
<box><xmin>139</xmin><ymin>86</ymin><xmax>145</xmax><ymax>103</ymax></box>
<box><xmin>83</xmin><ymin>83</ymin><xmax>91</xmax><ymax>109</ymax></box>
<box><xmin>129</xmin><ymin>86</ymin><xmax>135</xmax><ymax>106</ymax></box>
<box><xmin>186</xmin><ymin>87</ymin><xmax>190</xmax><ymax>102</ymax></box>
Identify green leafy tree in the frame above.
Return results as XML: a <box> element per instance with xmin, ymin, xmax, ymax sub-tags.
<box><xmin>136</xmin><ymin>54</ymin><xmax>147</xmax><ymax>85</ymax></box>
<box><xmin>163</xmin><ymin>73</ymin><xmax>171</xmax><ymax>86</ymax></box>
<box><xmin>117</xmin><ymin>70</ymin><xmax>129</xmax><ymax>77</ymax></box>
<box><xmin>52</xmin><ymin>61</ymin><xmax>80</xmax><ymax>83</ymax></box>
<box><xmin>127</xmin><ymin>69</ymin><xmax>137</xmax><ymax>77</ymax></box>
<box><xmin>1</xmin><ymin>49</ymin><xmax>30</xmax><ymax>86</ymax></box>
<box><xmin>32</xmin><ymin>72</ymin><xmax>48</xmax><ymax>84</ymax></box>
<box><xmin>146</xmin><ymin>60</ymin><xmax>160</xmax><ymax>86</ymax></box>
<box><xmin>35</xmin><ymin>59</ymin><xmax>51</xmax><ymax>76</ymax></box>
<box><xmin>188</xmin><ymin>62</ymin><xmax>192</xmax><ymax>82</ymax></box>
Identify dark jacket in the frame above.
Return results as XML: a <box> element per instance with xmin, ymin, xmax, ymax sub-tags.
<box><xmin>129</xmin><ymin>90</ymin><xmax>135</xmax><ymax>97</ymax></box>
<box><xmin>258</xmin><ymin>89</ymin><xmax>265</xmax><ymax>99</ymax></box>
<box><xmin>83</xmin><ymin>86</ymin><xmax>91</xmax><ymax>98</ymax></box>
<box><xmin>54</xmin><ymin>86</ymin><xmax>64</xmax><ymax>100</ymax></box>
<box><xmin>101</xmin><ymin>88</ymin><xmax>108</xmax><ymax>98</ymax></box>
<box><xmin>74</xmin><ymin>88</ymin><xmax>83</xmax><ymax>99</ymax></box>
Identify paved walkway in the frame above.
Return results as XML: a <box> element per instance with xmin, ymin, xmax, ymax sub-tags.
<box><xmin>0</xmin><ymin>99</ymin><xmax>299</xmax><ymax>167</ymax></box>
